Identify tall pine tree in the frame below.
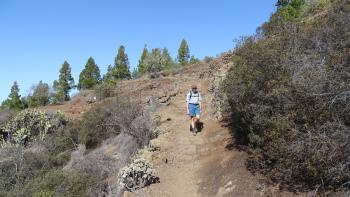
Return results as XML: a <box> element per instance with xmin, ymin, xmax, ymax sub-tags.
<box><xmin>114</xmin><ymin>45</ymin><xmax>131</xmax><ymax>80</ymax></box>
<box><xmin>137</xmin><ymin>45</ymin><xmax>148</xmax><ymax>74</ymax></box>
<box><xmin>53</xmin><ymin>61</ymin><xmax>75</xmax><ymax>102</ymax></box>
<box><xmin>78</xmin><ymin>57</ymin><xmax>101</xmax><ymax>90</ymax></box>
<box><xmin>177</xmin><ymin>39</ymin><xmax>190</xmax><ymax>65</ymax></box>
<box><xmin>2</xmin><ymin>81</ymin><xmax>23</xmax><ymax>110</ymax></box>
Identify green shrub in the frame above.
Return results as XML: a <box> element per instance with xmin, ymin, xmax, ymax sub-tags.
<box><xmin>25</xmin><ymin>170</ymin><xmax>95</xmax><ymax>197</ymax></box>
<box><xmin>223</xmin><ymin>0</ymin><xmax>350</xmax><ymax>191</ymax></box>
<box><xmin>94</xmin><ymin>83</ymin><xmax>116</xmax><ymax>100</ymax></box>
<box><xmin>275</xmin><ymin>0</ymin><xmax>305</xmax><ymax>20</ymax></box>
<box><xmin>44</xmin><ymin>132</ymin><xmax>76</xmax><ymax>167</ymax></box>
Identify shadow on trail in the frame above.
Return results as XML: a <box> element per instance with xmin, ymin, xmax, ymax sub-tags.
<box><xmin>221</xmin><ymin>111</ymin><xmax>250</xmax><ymax>151</ymax></box>
<box><xmin>195</xmin><ymin>121</ymin><xmax>204</xmax><ymax>133</ymax></box>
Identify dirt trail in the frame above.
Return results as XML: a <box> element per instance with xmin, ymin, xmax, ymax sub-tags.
<box><xmin>128</xmin><ymin>79</ymin><xmax>267</xmax><ymax>197</ymax></box>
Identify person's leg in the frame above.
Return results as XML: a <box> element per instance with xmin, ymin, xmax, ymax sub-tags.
<box><xmin>189</xmin><ymin>104</ymin><xmax>195</xmax><ymax>131</ymax></box>
<box><xmin>194</xmin><ymin>105</ymin><xmax>201</xmax><ymax>129</ymax></box>
<box><xmin>191</xmin><ymin>117</ymin><xmax>196</xmax><ymax>131</ymax></box>
<box><xmin>196</xmin><ymin>114</ymin><xmax>200</xmax><ymax>122</ymax></box>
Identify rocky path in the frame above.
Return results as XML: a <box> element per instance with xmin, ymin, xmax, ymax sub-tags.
<box><xmin>128</xmin><ymin>79</ymin><xmax>207</xmax><ymax>197</ymax></box>
<box><xmin>122</xmin><ymin>72</ymin><xmax>310</xmax><ymax>197</ymax></box>
<box><xmin>124</xmin><ymin>78</ymin><xmax>267</xmax><ymax>197</ymax></box>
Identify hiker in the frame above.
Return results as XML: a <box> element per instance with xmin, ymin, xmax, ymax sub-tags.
<box><xmin>186</xmin><ymin>85</ymin><xmax>202</xmax><ymax>135</ymax></box>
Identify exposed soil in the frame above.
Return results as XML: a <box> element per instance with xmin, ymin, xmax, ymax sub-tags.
<box><xmin>126</xmin><ymin>76</ymin><xmax>300</xmax><ymax>197</ymax></box>
<box><xmin>40</xmin><ymin>59</ymin><xmax>314</xmax><ymax>197</ymax></box>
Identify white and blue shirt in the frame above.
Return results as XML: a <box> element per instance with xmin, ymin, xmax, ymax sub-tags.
<box><xmin>186</xmin><ymin>91</ymin><xmax>202</xmax><ymax>104</ymax></box>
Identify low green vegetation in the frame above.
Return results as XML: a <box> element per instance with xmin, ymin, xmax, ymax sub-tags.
<box><xmin>224</xmin><ymin>0</ymin><xmax>350</xmax><ymax>192</ymax></box>
<box><xmin>0</xmin><ymin>94</ymin><xmax>154</xmax><ymax>196</ymax></box>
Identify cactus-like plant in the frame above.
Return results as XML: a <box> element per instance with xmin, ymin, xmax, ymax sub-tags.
<box><xmin>118</xmin><ymin>158</ymin><xmax>158</xmax><ymax>191</ymax></box>
<box><xmin>0</xmin><ymin>109</ymin><xmax>52</xmax><ymax>146</ymax></box>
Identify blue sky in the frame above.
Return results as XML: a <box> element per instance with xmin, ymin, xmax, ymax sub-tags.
<box><xmin>0</xmin><ymin>0</ymin><xmax>276</xmax><ymax>102</ymax></box>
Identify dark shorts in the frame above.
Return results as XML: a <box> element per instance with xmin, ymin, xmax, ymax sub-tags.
<box><xmin>188</xmin><ymin>103</ymin><xmax>200</xmax><ymax>117</ymax></box>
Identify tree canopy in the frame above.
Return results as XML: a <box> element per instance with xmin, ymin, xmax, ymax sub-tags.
<box><xmin>114</xmin><ymin>45</ymin><xmax>131</xmax><ymax>80</ymax></box>
<box><xmin>78</xmin><ymin>57</ymin><xmax>101</xmax><ymax>90</ymax></box>
<box><xmin>53</xmin><ymin>61</ymin><xmax>75</xmax><ymax>102</ymax></box>
<box><xmin>1</xmin><ymin>81</ymin><xmax>23</xmax><ymax>110</ymax></box>
<box><xmin>28</xmin><ymin>81</ymin><xmax>50</xmax><ymax>107</ymax></box>
<box><xmin>177</xmin><ymin>39</ymin><xmax>190</xmax><ymax>65</ymax></box>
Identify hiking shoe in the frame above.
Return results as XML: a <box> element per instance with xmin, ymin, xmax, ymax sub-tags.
<box><xmin>193</xmin><ymin>126</ymin><xmax>198</xmax><ymax>133</ymax></box>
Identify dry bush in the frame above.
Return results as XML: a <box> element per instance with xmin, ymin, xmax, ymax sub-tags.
<box><xmin>0</xmin><ymin>108</ymin><xmax>14</xmax><ymax>126</ymax></box>
<box><xmin>62</xmin><ymin>97</ymin><xmax>159</xmax><ymax>196</ymax></box>
<box><xmin>94</xmin><ymin>83</ymin><xmax>116</xmax><ymax>100</ymax></box>
<box><xmin>223</xmin><ymin>0</ymin><xmax>350</xmax><ymax>192</ymax></box>
<box><xmin>78</xmin><ymin>97</ymin><xmax>158</xmax><ymax>149</ymax></box>
<box><xmin>0</xmin><ymin>144</ymin><xmax>51</xmax><ymax>196</ymax></box>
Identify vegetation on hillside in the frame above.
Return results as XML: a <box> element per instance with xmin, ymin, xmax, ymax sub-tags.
<box><xmin>224</xmin><ymin>0</ymin><xmax>350</xmax><ymax>192</ymax></box>
<box><xmin>53</xmin><ymin>61</ymin><xmax>75</xmax><ymax>103</ymax></box>
<box><xmin>0</xmin><ymin>38</ymin><xmax>199</xmax><ymax>112</ymax></box>
<box><xmin>27</xmin><ymin>81</ymin><xmax>51</xmax><ymax>108</ymax></box>
<box><xmin>177</xmin><ymin>39</ymin><xmax>190</xmax><ymax>65</ymax></box>
<box><xmin>78</xmin><ymin>57</ymin><xmax>101</xmax><ymax>90</ymax></box>
<box><xmin>2</xmin><ymin>82</ymin><xmax>26</xmax><ymax>111</ymax></box>
<box><xmin>0</xmin><ymin>95</ymin><xmax>156</xmax><ymax>196</ymax></box>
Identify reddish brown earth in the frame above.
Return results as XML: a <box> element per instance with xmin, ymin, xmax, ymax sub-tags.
<box><xmin>41</xmin><ymin>57</ymin><xmax>313</xmax><ymax>197</ymax></box>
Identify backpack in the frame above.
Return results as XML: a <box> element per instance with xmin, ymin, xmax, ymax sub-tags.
<box><xmin>189</xmin><ymin>91</ymin><xmax>200</xmax><ymax>100</ymax></box>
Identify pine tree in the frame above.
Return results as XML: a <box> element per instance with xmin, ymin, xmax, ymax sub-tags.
<box><xmin>137</xmin><ymin>45</ymin><xmax>148</xmax><ymax>74</ymax></box>
<box><xmin>2</xmin><ymin>81</ymin><xmax>23</xmax><ymax>110</ymax></box>
<box><xmin>161</xmin><ymin>47</ymin><xmax>174</xmax><ymax>69</ymax></box>
<box><xmin>114</xmin><ymin>45</ymin><xmax>131</xmax><ymax>80</ymax></box>
<box><xmin>78</xmin><ymin>57</ymin><xmax>101</xmax><ymax>90</ymax></box>
<box><xmin>103</xmin><ymin>65</ymin><xmax>117</xmax><ymax>85</ymax></box>
<box><xmin>177</xmin><ymin>39</ymin><xmax>190</xmax><ymax>65</ymax></box>
<box><xmin>53</xmin><ymin>61</ymin><xmax>75</xmax><ymax>102</ymax></box>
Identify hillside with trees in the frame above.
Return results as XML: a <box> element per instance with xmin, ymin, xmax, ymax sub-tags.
<box><xmin>0</xmin><ymin>0</ymin><xmax>349</xmax><ymax>196</ymax></box>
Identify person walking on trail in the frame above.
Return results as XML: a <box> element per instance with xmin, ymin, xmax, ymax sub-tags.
<box><xmin>186</xmin><ymin>85</ymin><xmax>202</xmax><ymax>136</ymax></box>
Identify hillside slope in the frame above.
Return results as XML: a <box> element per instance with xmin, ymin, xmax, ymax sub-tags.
<box><xmin>127</xmin><ymin>77</ymin><xmax>264</xmax><ymax>197</ymax></box>
<box><xmin>38</xmin><ymin>55</ymin><xmax>314</xmax><ymax>196</ymax></box>
<box><xmin>114</xmin><ymin>56</ymin><xmax>309</xmax><ymax>197</ymax></box>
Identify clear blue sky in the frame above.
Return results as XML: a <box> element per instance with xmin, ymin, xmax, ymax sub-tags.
<box><xmin>0</xmin><ymin>0</ymin><xmax>276</xmax><ymax>102</ymax></box>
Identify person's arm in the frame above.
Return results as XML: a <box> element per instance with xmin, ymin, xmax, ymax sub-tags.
<box><xmin>186</xmin><ymin>102</ymin><xmax>190</xmax><ymax>114</ymax></box>
<box><xmin>186</xmin><ymin>92</ymin><xmax>190</xmax><ymax>114</ymax></box>
<box><xmin>199</xmin><ymin>93</ymin><xmax>203</xmax><ymax>113</ymax></box>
